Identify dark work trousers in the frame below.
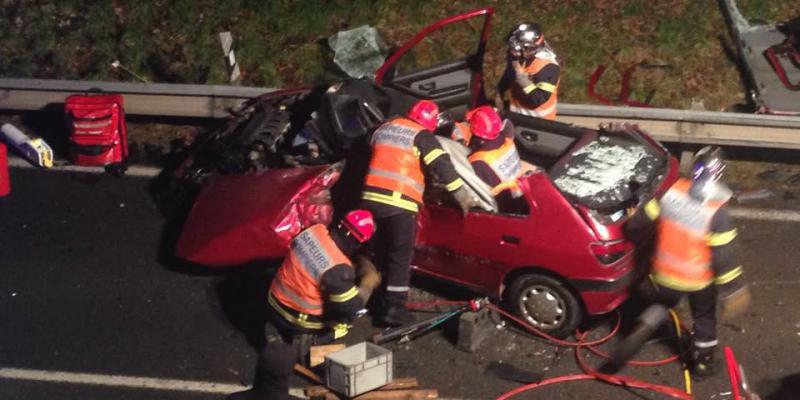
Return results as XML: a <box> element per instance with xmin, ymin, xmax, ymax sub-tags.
<box><xmin>654</xmin><ymin>283</ymin><xmax>718</xmax><ymax>343</ymax></box>
<box><xmin>252</xmin><ymin>309</ymin><xmax>332</xmax><ymax>400</ymax></box>
<box><xmin>366</xmin><ymin>208</ymin><xmax>418</xmax><ymax>308</ymax></box>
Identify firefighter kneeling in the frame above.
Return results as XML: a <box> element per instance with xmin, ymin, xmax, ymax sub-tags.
<box><xmin>229</xmin><ymin>210</ymin><xmax>381</xmax><ymax>400</ymax></box>
<box><xmin>602</xmin><ymin>146</ymin><xmax>752</xmax><ymax>380</ymax></box>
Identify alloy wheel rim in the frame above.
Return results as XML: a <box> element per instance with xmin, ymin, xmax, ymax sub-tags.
<box><xmin>519</xmin><ymin>284</ymin><xmax>566</xmax><ymax>329</ymax></box>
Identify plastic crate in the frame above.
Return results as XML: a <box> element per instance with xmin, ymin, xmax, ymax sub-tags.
<box><xmin>324</xmin><ymin>342</ymin><xmax>392</xmax><ymax>397</ymax></box>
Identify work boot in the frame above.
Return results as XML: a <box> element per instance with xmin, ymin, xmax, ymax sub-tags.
<box><xmin>379</xmin><ymin>304</ymin><xmax>416</xmax><ymax>327</ymax></box>
<box><xmin>689</xmin><ymin>345</ymin><xmax>720</xmax><ymax>381</ymax></box>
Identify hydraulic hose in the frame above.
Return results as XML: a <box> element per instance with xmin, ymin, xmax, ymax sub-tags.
<box><xmin>403</xmin><ymin>299</ymin><xmax>692</xmax><ymax>399</ymax></box>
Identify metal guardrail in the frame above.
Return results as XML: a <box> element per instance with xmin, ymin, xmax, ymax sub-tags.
<box><xmin>1</xmin><ymin>77</ymin><xmax>800</xmax><ymax>149</ymax></box>
<box><xmin>0</xmin><ymin>78</ymin><xmax>272</xmax><ymax>119</ymax></box>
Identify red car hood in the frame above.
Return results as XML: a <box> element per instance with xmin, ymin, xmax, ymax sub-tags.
<box><xmin>175</xmin><ymin>164</ymin><xmax>339</xmax><ymax>267</ymax></box>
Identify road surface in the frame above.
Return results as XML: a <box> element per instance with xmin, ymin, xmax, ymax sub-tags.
<box><xmin>1</xmin><ymin>165</ymin><xmax>799</xmax><ymax>399</ymax></box>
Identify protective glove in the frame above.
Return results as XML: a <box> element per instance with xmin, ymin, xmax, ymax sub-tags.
<box><xmin>452</xmin><ymin>185</ymin><xmax>481</xmax><ymax>216</ymax></box>
<box><xmin>720</xmin><ymin>285</ymin><xmax>751</xmax><ymax>320</ymax></box>
<box><xmin>512</xmin><ymin>60</ymin><xmax>533</xmax><ymax>89</ymax></box>
<box><xmin>355</xmin><ymin>255</ymin><xmax>381</xmax><ymax>303</ymax></box>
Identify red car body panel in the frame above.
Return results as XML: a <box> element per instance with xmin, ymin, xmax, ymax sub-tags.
<box><xmin>175</xmin><ymin>166</ymin><xmax>331</xmax><ymax>266</ymax></box>
<box><xmin>176</xmin><ymin>153</ymin><xmax>678</xmax><ymax>315</ymax></box>
<box><xmin>415</xmin><ymin>172</ymin><xmax>637</xmax><ymax>315</ymax></box>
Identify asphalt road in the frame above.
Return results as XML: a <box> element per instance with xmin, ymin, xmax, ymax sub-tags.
<box><xmin>2</xmin><ymin>166</ymin><xmax>800</xmax><ymax>400</ymax></box>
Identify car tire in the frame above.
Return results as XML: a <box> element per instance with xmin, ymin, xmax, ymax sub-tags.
<box><xmin>506</xmin><ymin>274</ymin><xmax>582</xmax><ymax>339</ymax></box>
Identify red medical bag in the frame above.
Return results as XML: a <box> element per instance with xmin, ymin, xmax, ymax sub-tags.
<box><xmin>65</xmin><ymin>94</ymin><xmax>129</xmax><ymax>166</ymax></box>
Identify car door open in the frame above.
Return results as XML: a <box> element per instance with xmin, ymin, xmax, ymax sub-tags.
<box><xmin>375</xmin><ymin>8</ymin><xmax>493</xmax><ymax>117</ymax></box>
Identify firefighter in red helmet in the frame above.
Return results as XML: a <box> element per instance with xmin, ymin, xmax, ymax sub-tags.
<box><xmin>603</xmin><ymin>146</ymin><xmax>751</xmax><ymax>380</ymax></box>
<box><xmin>361</xmin><ymin>99</ymin><xmax>480</xmax><ymax>327</ymax></box>
<box><xmin>229</xmin><ymin>210</ymin><xmax>382</xmax><ymax>400</ymax></box>
<box><xmin>495</xmin><ymin>22</ymin><xmax>560</xmax><ymax>120</ymax></box>
<box><xmin>466</xmin><ymin>106</ymin><xmax>524</xmax><ymax>198</ymax></box>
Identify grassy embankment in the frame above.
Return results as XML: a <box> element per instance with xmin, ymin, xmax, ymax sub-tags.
<box><xmin>2</xmin><ymin>1</ymin><xmax>797</xmax><ymax>110</ymax></box>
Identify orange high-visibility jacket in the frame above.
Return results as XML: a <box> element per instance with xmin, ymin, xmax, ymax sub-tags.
<box><xmin>468</xmin><ymin>137</ymin><xmax>523</xmax><ymax>196</ymax></box>
<box><xmin>508</xmin><ymin>56</ymin><xmax>559</xmax><ymax>120</ymax></box>
<box><xmin>364</xmin><ymin>117</ymin><xmax>427</xmax><ymax>204</ymax></box>
<box><xmin>652</xmin><ymin>179</ymin><xmax>726</xmax><ymax>292</ymax></box>
<box><xmin>269</xmin><ymin>224</ymin><xmax>351</xmax><ymax>330</ymax></box>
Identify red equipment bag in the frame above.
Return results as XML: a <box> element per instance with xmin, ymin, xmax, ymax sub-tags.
<box><xmin>65</xmin><ymin>94</ymin><xmax>129</xmax><ymax>167</ymax></box>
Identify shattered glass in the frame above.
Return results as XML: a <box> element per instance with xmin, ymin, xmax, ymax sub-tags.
<box><xmin>553</xmin><ymin>136</ymin><xmax>661</xmax><ymax>209</ymax></box>
<box><xmin>328</xmin><ymin>25</ymin><xmax>388</xmax><ymax>79</ymax></box>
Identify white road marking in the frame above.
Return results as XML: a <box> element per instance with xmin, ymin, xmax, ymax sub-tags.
<box><xmin>0</xmin><ymin>367</ymin><xmax>469</xmax><ymax>399</ymax></box>
<box><xmin>10</xmin><ymin>156</ymin><xmax>800</xmax><ymax>223</ymax></box>
<box><xmin>0</xmin><ymin>367</ymin><xmax>301</xmax><ymax>397</ymax></box>
<box><xmin>751</xmin><ymin>280</ymin><xmax>800</xmax><ymax>286</ymax></box>
<box><xmin>0</xmin><ymin>367</ymin><xmax>250</xmax><ymax>394</ymax></box>
<box><xmin>729</xmin><ymin>207</ymin><xmax>800</xmax><ymax>222</ymax></box>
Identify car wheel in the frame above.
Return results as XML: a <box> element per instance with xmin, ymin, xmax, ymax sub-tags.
<box><xmin>506</xmin><ymin>274</ymin><xmax>582</xmax><ymax>339</ymax></box>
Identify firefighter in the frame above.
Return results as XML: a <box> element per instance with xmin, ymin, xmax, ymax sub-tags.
<box><xmin>228</xmin><ymin>210</ymin><xmax>381</xmax><ymax>400</ymax></box>
<box><xmin>604</xmin><ymin>146</ymin><xmax>751</xmax><ymax>379</ymax></box>
<box><xmin>466</xmin><ymin>106</ymin><xmax>523</xmax><ymax>199</ymax></box>
<box><xmin>361</xmin><ymin>99</ymin><xmax>481</xmax><ymax>327</ymax></box>
<box><xmin>495</xmin><ymin>22</ymin><xmax>560</xmax><ymax>120</ymax></box>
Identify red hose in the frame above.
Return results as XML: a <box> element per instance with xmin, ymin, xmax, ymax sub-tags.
<box><xmin>495</xmin><ymin>374</ymin><xmax>597</xmax><ymax>400</ymax></box>
<box><xmin>403</xmin><ymin>300</ymin><xmax>690</xmax><ymax>398</ymax></box>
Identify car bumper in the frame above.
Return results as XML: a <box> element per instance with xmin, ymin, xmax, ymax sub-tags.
<box><xmin>568</xmin><ymin>263</ymin><xmax>644</xmax><ymax>315</ymax></box>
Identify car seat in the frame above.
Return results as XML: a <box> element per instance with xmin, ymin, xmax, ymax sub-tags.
<box><xmin>434</xmin><ymin>136</ymin><xmax>498</xmax><ymax>213</ymax></box>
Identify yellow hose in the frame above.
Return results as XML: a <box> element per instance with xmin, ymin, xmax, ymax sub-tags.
<box><xmin>669</xmin><ymin>309</ymin><xmax>691</xmax><ymax>394</ymax></box>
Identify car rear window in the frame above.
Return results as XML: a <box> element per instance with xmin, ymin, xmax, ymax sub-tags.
<box><xmin>549</xmin><ymin>135</ymin><xmax>666</xmax><ymax>211</ymax></box>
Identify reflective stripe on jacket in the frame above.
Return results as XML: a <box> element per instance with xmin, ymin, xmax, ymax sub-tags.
<box><xmin>652</xmin><ymin>179</ymin><xmax>725</xmax><ymax>291</ymax></box>
<box><xmin>363</xmin><ymin>117</ymin><xmax>426</xmax><ymax>207</ymax></box>
<box><xmin>269</xmin><ymin>224</ymin><xmax>351</xmax><ymax>329</ymax></box>
<box><xmin>468</xmin><ymin>137</ymin><xmax>523</xmax><ymax>196</ymax></box>
<box><xmin>508</xmin><ymin>54</ymin><xmax>559</xmax><ymax>120</ymax></box>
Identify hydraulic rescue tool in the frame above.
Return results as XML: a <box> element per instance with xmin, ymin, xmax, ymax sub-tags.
<box><xmin>371</xmin><ymin>298</ymin><xmax>487</xmax><ymax>345</ymax></box>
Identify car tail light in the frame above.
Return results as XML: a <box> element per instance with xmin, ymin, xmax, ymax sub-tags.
<box><xmin>590</xmin><ymin>239</ymin><xmax>633</xmax><ymax>265</ymax></box>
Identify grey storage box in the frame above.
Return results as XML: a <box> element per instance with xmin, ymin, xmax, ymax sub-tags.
<box><xmin>324</xmin><ymin>342</ymin><xmax>393</xmax><ymax>397</ymax></box>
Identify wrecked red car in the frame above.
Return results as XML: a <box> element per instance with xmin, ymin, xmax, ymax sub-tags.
<box><xmin>168</xmin><ymin>8</ymin><xmax>679</xmax><ymax>337</ymax></box>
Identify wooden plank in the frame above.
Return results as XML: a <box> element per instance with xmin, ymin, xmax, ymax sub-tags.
<box><xmin>353</xmin><ymin>389</ymin><xmax>438</xmax><ymax>399</ymax></box>
<box><xmin>309</xmin><ymin>344</ymin><xmax>347</xmax><ymax>367</ymax></box>
<box><xmin>305</xmin><ymin>378</ymin><xmax>419</xmax><ymax>398</ymax></box>
<box><xmin>293</xmin><ymin>363</ymin><xmax>323</xmax><ymax>384</ymax></box>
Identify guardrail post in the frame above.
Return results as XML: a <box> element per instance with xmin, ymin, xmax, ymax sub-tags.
<box><xmin>679</xmin><ymin>148</ymin><xmax>694</xmax><ymax>175</ymax></box>
<box><xmin>219</xmin><ymin>32</ymin><xmax>241</xmax><ymax>85</ymax></box>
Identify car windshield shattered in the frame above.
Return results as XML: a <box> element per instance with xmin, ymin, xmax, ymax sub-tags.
<box><xmin>552</xmin><ymin>136</ymin><xmax>663</xmax><ymax>209</ymax></box>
